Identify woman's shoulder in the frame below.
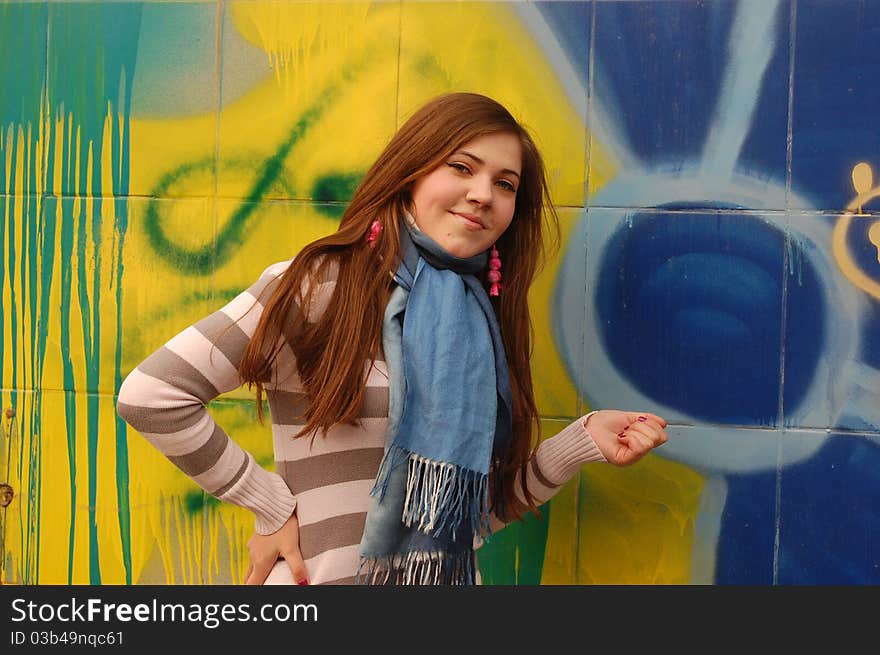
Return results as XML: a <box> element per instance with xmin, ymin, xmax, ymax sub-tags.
<box><xmin>258</xmin><ymin>259</ymin><xmax>295</xmax><ymax>280</ymax></box>
<box><xmin>254</xmin><ymin>255</ymin><xmax>340</xmax><ymax>324</ymax></box>
<box><xmin>258</xmin><ymin>255</ymin><xmax>340</xmax><ymax>284</ymax></box>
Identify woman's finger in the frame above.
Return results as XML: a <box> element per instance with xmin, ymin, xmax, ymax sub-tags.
<box><xmin>243</xmin><ymin>563</ymin><xmax>253</xmax><ymax>585</ymax></box>
<box><xmin>625</xmin><ymin>412</ymin><xmax>667</xmax><ymax>428</ymax></box>
<box><xmin>637</xmin><ymin>422</ymin><xmax>668</xmax><ymax>447</ymax></box>
<box><xmin>620</xmin><ymin>423</ymin><xmax>657</xmax><ymax>452</ymax></box>
<box><xmin>628</xmin><ymin>418</ymin><xmax>666</xmax><ymax>440</ymax></box>
<box><xmin>656</xmin><ymin>428</ymin><xmax>669</xmax><ymax>445</ymax></box>
<box><xmin>244</xmin><ymin>555</ymin><xmax>276</xmax><ymax>586</ymax></box>
<box><xmin>281</xmin><ymin>548</ymin><xmax>310</xmax><ymax>586</ymax></box>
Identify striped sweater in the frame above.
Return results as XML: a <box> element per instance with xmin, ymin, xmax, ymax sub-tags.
<box><xmin>116</xmin><ymin>259</ymin><xmax>606</xmax><ymax>585</ymax></box>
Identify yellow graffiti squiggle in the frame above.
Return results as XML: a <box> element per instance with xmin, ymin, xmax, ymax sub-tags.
<box><xmin>832</xmin><ymin>179</ymin><xmax>880</xmax><ymax>298</ymax></box>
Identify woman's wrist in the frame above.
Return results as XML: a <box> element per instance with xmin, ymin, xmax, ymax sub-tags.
<box><xmin>534</xmin><ymin>412</ymin><xmax>607</xmax><ymax>486</ymax></box>
<box><xmin>219</xmin><ymin>454</ymin><xmax>298</xmax><ymax>535</ymax></box>
<box><xmin>582</xmin><ymin>409</ymin><xmax>599</xmax><ymax>431</ymax></box>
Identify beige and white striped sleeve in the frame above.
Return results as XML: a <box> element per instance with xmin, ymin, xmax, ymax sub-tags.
<box><xmin>116</xmin><ymin>260</ymin><xmax>298</xmax><ymax>535</ymax></box>
<box><xmin>487</xmin><ymin>411</ymin><xmax>606</xmax><ymax>534</ymax></box>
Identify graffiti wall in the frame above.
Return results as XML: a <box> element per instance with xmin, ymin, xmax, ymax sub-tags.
<box><xmin>1</xmin><ymin>0</ymin><xmax>877</xmax><ymax>585</ymax></box>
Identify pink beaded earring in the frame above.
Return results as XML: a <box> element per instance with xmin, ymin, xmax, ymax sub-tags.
<box><xmin>366</xmin><ymin>220</ymin><xmax>383</xmax><ymax>247</ymax></box>
<box><xmin>488</xmin><ymin>244</ymin><xmax>502</xmax><ymax>296</ymax></box>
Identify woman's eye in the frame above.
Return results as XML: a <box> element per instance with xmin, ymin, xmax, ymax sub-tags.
<box><xmin>497</xmin><ymin>180</ymin><xmax>516</xmax><ymax>192</ymax></box>
<box><xmin>447</xmin><ymin>162</ymin><xmax>470</xmax><ymax>173</ymax></box>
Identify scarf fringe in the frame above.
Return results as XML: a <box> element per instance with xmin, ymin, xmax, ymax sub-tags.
<box><xmin>355</xmin><ymin>550</ymin><xmax>475</xmax><ymax>585</ymax></box>
<box><xmin>371</xmin><ymin>444</ymin><xmax>410</xmax><ymax>501</ymax></box>
<box><xmin>372</xmin><ymin>445</ymin><xmax>490</xmax><ymax>539</ymax></box>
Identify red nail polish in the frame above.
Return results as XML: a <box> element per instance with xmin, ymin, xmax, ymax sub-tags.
<box><xmin>297</xmin><ymin>579</ymin><xmax>309</xmax><ymax>586</ymax></box>
<box><xmin>637</xmin><ymin>416</ymin><xmax>647</xmax><ymax>422</ymax></box>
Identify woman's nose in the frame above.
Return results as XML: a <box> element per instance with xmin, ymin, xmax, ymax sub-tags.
<box><xmin>466</xmin><ymin>176</ymin><xmax>493</xmax><ymax>205</ymax></box>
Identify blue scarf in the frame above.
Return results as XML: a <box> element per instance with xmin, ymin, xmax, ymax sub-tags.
<box><xmin>356</xmin><ymin>218</ymin><xmax>513</xmax><ymax>584</ymax></box>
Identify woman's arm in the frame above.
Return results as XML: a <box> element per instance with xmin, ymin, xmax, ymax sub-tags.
<box><xmin>487</xmin><ymin>410</ymin><xmax>668</xmax><ymax>533</ymax></box>
<box><xmin>116</xmin><ymin>260</ymin><xmax>297</xmax><ymax>535</ymax></box>
<box><xmin>486</xmin><ymin>411</ymin><xmax>604</xmax><ymax>533</ymax></box>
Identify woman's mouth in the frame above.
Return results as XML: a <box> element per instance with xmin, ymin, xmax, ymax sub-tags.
<box><xmin>452</xmin><ymin>211</ymin><xmax>484</xmax><ymax>229</ymax></box>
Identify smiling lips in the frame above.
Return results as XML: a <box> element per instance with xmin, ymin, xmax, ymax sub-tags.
<box><xmin>451</xmin><ymin>211</ymin><xmax>484</xmax><ymax>229</ymax></box>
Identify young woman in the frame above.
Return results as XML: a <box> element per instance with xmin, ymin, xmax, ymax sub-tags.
<box><xmin>117</xmin><ymin>92</ymin><xmax>668</xmax><ymax>586</ymax></box>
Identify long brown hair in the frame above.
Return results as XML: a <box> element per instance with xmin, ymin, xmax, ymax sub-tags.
<box><xmin>239</xmin><ymin>92</ymin><xmax>559</xmax><ymax>520</ymax></box>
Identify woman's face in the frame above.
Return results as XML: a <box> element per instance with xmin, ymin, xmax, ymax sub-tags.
<box><xmin>410</xmin><ymin>131</ymin><xmax>522</xmax><ymax>259</ymax></box>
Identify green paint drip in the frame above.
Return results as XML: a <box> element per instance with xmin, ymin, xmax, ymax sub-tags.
<box><xmin>7</xmin><ymin>135</ymin><xmax>19</xmax><ymax>405</ymax></box>
<box><xmin>114</xmin><ymin>162</ymin><xmax>133</xmax><ymax>586</ymax></box>
<box><xmin>31</xmin><ymin>422</ymin><xmax>42</xmax><ymax>583</ymax></box>
<box><xmin>37</xmin><ymin>175</ymin><xmax>57</xmax><ymax>398</ymax></box>
<box><xmin>112</xmin><ymin>58</ymin><xmax>136</xmax><ymax>590</ymax></box>
<box><xmin>23</xmin><ymin>191</ymin><xmax>41</xmax><ymax>580</ymax></box>
<box><xmin>30</xmin><ymin>165</ymin><xmax>58</xmax><ymax>585</ymax></box>
<box><xmin>27</xmin><ymin>194</ymin><xmax>38</xmax><ymax>394</ymax></box>
<box><xmin>75</xmin><ymin>189</ymin><xmax>101</xmax><ymax>584</ymax></box>
<box><xmin>2</xmin><ymin>404</ymin><xmax>15</xmax><ymax>580</ymax></box>
<box><xmin>114</xmin><ymin>204</ymin><xmax>133</xmax><ymax>584</ymax></box>
<box><xmin>59</xmin><ymin>197</ymin><xmax>78</xmax><ymax>585</ymax></box>
<box><xmin>40</xmin><ymin>131</ymin><xmax>67</xmax><ymax>583</ymax></box>
<box><xmin>90</xmin><ymin>196</ymin><xmax>104</xmax><ymax>586</ymax></box>
<box><xmin>0</xmin><ymin>162</ymin><xmax>5</xmax><ymax>388</ymax></box>
<box><xmin>25</xmin><ymin>418</ymin><xmax>41</xmax><ymax>583</ymax></box>
<box><xmin>20</xmin><ymin>194</ymin><xmax>30</xmax><ymax>373</ymax></box>
<box><xmin>12</xmin><ymin>392</ymin><xmax>25</xmax><ymax>580</ymax></box>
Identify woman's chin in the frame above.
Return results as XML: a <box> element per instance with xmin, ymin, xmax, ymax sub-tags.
<box><xmin>438</xmin><ymin>240</ymin><xmax>483</xmax><ymax>259</ymax></box>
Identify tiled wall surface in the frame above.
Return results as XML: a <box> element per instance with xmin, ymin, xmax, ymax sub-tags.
<box><xmin>1</xmin><ymin>1</ymin><xmax>878</xmax><ymax>585</ymax></box>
